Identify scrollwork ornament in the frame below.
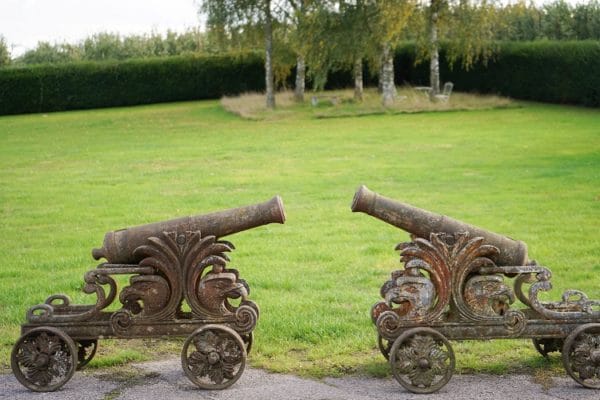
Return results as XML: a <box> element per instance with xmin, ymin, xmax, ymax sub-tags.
<box><xmin>376</xmin><ymin>310</ymin><xmax>402</xmax><ymax>340</ymax></box>
<box><xmin>503</xmin><ymin>309</ymin><xmax>526</xmax><ymax>336</ymax></box>
<box><xmin>371</xmin><ymin>301</ymin><xmax>391</xmax><ymax>324</ymax></box>
<box><xmin>234</xmin><ymin>303</ymin><xmax>258</xmax><ymax>335</ymax></box>
<box><xmin>110</xmin><ymin>310</ymin><xmax>134</xmax><ymax>336</ymax></box>
<box><xmin>26</xmin><ymin>304</ymin><xmax>53</xmax><ymax>323</ymax></box>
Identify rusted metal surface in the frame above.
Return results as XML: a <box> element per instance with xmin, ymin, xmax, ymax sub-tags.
<box><xmin>353</xmin><ymin>185</ymin><xmax>600</xmax><ymax>393</ymax></box>
<box><xmin>181</xmin><ymin>324</ymin><xmax>247</xmax><ymax>389</ymax></box>
<box><xmin>12</xmin><ymin>196</ymin><xmax>285</xmax><ymax>392</ymax></box>
<box><xmin>352</xmin><ymin>185</ymin><xmax>528</xmax><ymax>266</ymax></box>
<box><xmin>92</xmin><ymin>195</ymin><xmax>285</xmax><ymax>264</ymax></box>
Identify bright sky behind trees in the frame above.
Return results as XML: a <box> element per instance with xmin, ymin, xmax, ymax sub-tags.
<box><xmin>0</xmin><ymin>0</ymin><xmax>588</xmax><ymax>57</ymax></box>
<box><xmin>0</xmin><ymin>0</ymin><xmax>200</xmax><ymax>57</ymax></box>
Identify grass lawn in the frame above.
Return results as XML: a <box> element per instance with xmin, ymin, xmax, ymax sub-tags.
<box><xmin>0</xmin><ymin>97</ymin><xmax>598</xmax><ymax>379</ymax></box>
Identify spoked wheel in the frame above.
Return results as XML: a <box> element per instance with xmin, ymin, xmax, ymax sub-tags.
<box><xmin>181</xmin><ymin>324</ymin><xmax>247</xmax><ymax>390</ymax></box>
<box><xmin>378</xmin><ymin>334</ymin><xmax>392</xmax><ymax>360</ymax></box>
<box><xmin>532</xmin><ymin>338</ymin><xmax>563</xmax><ymax>358</ymax></box>
<box><xmin>76</xmin><ymin>339</ymin><xmax>98</xmax><ymax>370</ymax></box>
<box><xmin>562</xmin><ymin>323</ymin><xmax>600</xmax><ymax>389</ymax></box>
<box><xmin>389</xmin><ymin>327</ymin><xmax>455</xmax><ymax>394</ymax></box>
<box><xmin>11</xmin><ymin>327</ymin><xmax>78</xmax><ymax>392</ymax></box>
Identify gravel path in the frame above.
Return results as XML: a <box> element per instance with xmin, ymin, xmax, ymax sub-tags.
<box><xmin>2</xmin><ymin>358</ymin><xmax>598</xmax><ymax>400</ymax></box>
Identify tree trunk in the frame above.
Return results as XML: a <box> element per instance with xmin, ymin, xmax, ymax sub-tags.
<box><xmin>377</xmin><ymin>52</ymin><xmax>384</xmax><ymax>93</ymax></box>
<box><xmin>381</xmin><ymin>43</ymin><xmax>396</xmax><ymax>106</ymax></box>
<box><xmin>354</xmin><ymin>58</ymin><xmax>363</xmax><ymax>102</ymax></box>
<box><xmin>264</xmin><ymin>1</ymin><xmax>275</xmax><ymax>109</ymax></box>
<box><xmin>294</xmin><ymin>55</ymin><xmax>305</xmax><ymax>102</ymax></box>
<box><xmin>429</xmin><ymin>11</ymin><xmax>440</xmax><ymax>96</ymax></box>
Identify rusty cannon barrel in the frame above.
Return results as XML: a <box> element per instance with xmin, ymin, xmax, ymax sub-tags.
<box><xmin>92</xmin><ymin>195</ymin><xmax>286</xmax><ymax>264</ymax></box>
<box><xmin>351</xmin><ymin>185</ymin><xmax>528</xmax><ymax>266</ymax></box>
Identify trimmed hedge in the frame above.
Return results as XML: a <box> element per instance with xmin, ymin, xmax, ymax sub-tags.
<box><xmin>394</xmin><ymin>41</ymin><xmax>600</xmax><ymax>107</ymax></box>
<box><xmin>0</xmin><ymin>53</ymin><xmax>264</xmax><ymax>115</ymax></box>
<box><xmin>0</xmin><ymin>41</ymin><xmax>598</xmax><ymax>115</ymax></box>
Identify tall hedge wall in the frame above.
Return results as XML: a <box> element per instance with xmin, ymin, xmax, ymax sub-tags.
<box><xmin>0</xmin><ymin>52</ymin><xmax>264</xmax><ymax>115</ymax></box>
<box><xmin>394</xmin><ymin>41</ymin><xmax>600</xmax><ymax>107</ymax></box>
<box><xmin>0</xmin><ymin>41</ymin><xmax>598</xmax><ymax>116</ymax></box>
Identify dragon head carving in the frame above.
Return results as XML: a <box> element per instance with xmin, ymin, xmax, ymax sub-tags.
<box><xmin>197</xmin><ymin>271</ymin><xmax>248</xmax><ymax>316</ymax></box>
<box><xmin>464</xmin><ymin>274</ymin><xmax>515</xmax><ymax>316</ymax></box>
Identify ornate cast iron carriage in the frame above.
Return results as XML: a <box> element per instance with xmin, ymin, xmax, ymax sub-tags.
<box><xmin>352</xmin><ymin>185</ymin><xmax>600</xmax><ymax>394</ymax></box>
<box><xmin>11</xmin><ymin>196</ymin><xmax>286</xmax><ymax>392</ymax></box>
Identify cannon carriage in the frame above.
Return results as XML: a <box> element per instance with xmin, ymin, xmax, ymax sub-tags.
<box><xmin>352</xmin><ymin>185</ymin><xmax>600</xmax><ymax>394</ymax></box>
<box><xmin>11</xmin><ymin>196</ymin><xmax>286</xmax><ymax>392</ymax></box>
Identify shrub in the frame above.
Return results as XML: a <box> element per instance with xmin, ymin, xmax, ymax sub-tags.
<box><xmin>1</xmin><ymin>42</ymin><xmax>599</xmax><ymax>116</ymax></box>
<box><xmin>395</xmin><ymin>41</ymin><xmax>600</xmax><ymax>107</ymax></box>
<box><xmin>0</xmin><ymin>52</ymin><xmax>264</xmax><ymax>115</ymax></box>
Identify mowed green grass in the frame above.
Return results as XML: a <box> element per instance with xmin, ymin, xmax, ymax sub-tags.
<box><xmin>0</xmin><ymin>99</ymin><xmax>598</xmax><ymax>377</ymax></box>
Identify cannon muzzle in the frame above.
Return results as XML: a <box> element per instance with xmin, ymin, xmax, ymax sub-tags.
<box><xmin>351</xmin><ymin>185</ymin><xmax>528</xmax><ymax>266</ymax></box>
<box><xmin>92</xmin><ymin>195</ymin><xmax>286</xmax><ymax>264</ymax></box>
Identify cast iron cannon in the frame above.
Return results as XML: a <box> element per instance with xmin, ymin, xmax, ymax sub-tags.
<box><xmin>92</xmin><ymin>196</ymin><xmax>285</xmax><ymax>264</ymax></box>
<box><xmin>351</xmin><ymin>185</ymin><xmax>528</xmax><ymax>266</ymax></box>
<box><xmin>12</xmin><ymin>196</ymin><xmax>286</xmax><ymax>392</ymax></box>
<box><xmin>352</xmin><ymin>185</ymin><xmax>600</xmax><ymax>394</ymax></box>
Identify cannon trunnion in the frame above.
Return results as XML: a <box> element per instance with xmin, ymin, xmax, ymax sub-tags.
<box><xmin>12</xmin><ymin>196</ymin><xmax>286</xmax><ymax>392</ymax></box>
<box><xmin>353</xmin><ymin>185</ymin><xmax>600</xmax><ymax>394</ymax></box>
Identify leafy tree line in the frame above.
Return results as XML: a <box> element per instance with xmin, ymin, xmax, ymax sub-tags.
<box><xmin>199</xmin><ymin>0</ymin><xmax>499</xmax><ymax>107</ymax></box>
<box><xmin>1</xmin><ymin>0</ymin><xmax>599</xmax><ymax>107</ymax></box>
<box><xmin>2</xmin><ymin>29</ymin><xmax>209</xmax><ymax>66</ymax></box>
<box><xmin>0</xmin><ymin>36</ymin><xmax>11</xmax><ymax>67</ymax></box>
<box><xmin>495</xmin><ymin>0</ymin><xmax>600</xmax><ymax>41</ymax></box>
<box><xmin>199</xmin><ymin>0</ymin><xmax>600</xmax><ymax>108</ymax></box>
<box><xmin>2</xmin><ymin>1</ymin><xmax>598</xmax><ymax>66</ymax></box>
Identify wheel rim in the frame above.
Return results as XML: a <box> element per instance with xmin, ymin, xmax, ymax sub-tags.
<box><xmin>76</xmin><ymin>340</ymin><xmax>98</xmax><ymax>370</ymax></box>
<box><xmin>11</xmin><ymin>327</ymin><xmax>77</xmax><ymax>392</ymax></box>
<box><xmin>242</xmin><ymin>332</ymin><xmax>253</xmax><ymax>355</ymax></box>
<box><xmin>181</xmin><ymin>324</ymin><xmax>246</xmax><ymax>390</ymax></box>
<box><xmin>562</xmin><ymin>323</ymin><xmax>600</xmax><ymax>389</ymax></box>
<box><xmin>389</xmin><ymin>327</ymin><xmax>455</xmax><ymax>394</ymax></box>
<box><xmin>378</xmin><ymin>334</ymin><xmax>391</xmax><ymax>360</ymax></box>
<box><xmin>532</xmin><ymin>338</ymin><xmax>563</xmax><ymax>358</ymax></box>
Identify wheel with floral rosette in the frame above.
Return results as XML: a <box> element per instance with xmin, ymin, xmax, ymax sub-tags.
<box><xmin>389</xmin><ymin>327</ymin><xmax>455</xmax><ymax>394</ymax></box>
<box><xmin>11</xmin><ymin>327</ymin><xmax>78</xmax><ymax>392</ymax></box>
<box><xmin>181</xmin><ymin>324</ymin><xmax>247</xmax><ymax>389</ymax></box>
<box><xmin>75</xmin><ymin>339</ymin><xmax>98</xmax><ymax>370</ymax></box>
<box><xmin>562</xmin><ymin>323</ymin><xmax>600</xmax><ymax>389</ymax></box>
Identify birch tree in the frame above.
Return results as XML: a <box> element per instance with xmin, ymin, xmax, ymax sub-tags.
<box><xmin>201</xmin><ymin>0</ymin><xmax>277</xmax><ymax>108</ymax></box>
<box><xmin>284</xmin><ymin>1</ymin><xmax>316</xmax><ymax>101</ymax></box>
<box><xmin>304</xmin><ymin>1</ymin><xmax>372</xmax><ymax>100</ymax></box>
<box><xmin>413</xmin><ymin>0</ymin><xmax>499</xmax><ymax>96</ymax></box>
<box><xmin>338</xmin><ymin>1</ymin><xmax>373</xmax><ymax>101</ymax></box>
<box><xmin>0</xmin><ymin>36</ymin><xmax>10</xmax><ymax>67</ymax></box>
<box><xmin>304</xmin><ymin>1</ymin><xmax>415</xmax><ymax>103</ymax></box>
<box><xmin>372</xmin><ymin>0</ymin><xmax>417</xmax><ymax>106</ymax></box>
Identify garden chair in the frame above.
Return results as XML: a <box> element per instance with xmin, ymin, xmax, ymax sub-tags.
<box><xmin>434</xmin><ymin>82</ymin><xmax>453</xmax><ymax>102</ymax></box>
